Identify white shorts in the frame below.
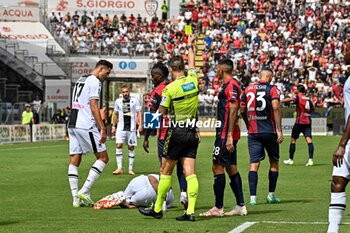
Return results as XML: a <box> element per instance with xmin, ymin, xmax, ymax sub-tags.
<box><xmin>332</xmin><ymin>144</ymin><xmax>350</xmax><ymax>180</ymax></box>
<box><xmin>123</xmin><ymin>175</ymin><xmax>156</xmax><ymax>207</ymax></box>
<box><xmin>116</xmin><ymin>130</ymin><xmax>137</xmax><ymax>146</ymax></box>
<box><xmin>68</xmin><ymin>127</ymin><xmax>107</xmax><ymax>155</ymax></box>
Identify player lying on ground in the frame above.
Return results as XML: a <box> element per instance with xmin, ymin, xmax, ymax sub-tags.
<box><xmin>93</xmin><ymin>174</ymin><xmax>174</xmax><ymax>210</ymax></box>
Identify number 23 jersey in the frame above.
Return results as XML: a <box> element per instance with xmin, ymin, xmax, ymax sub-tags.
<box><xmin>69</xmin><ymin>74</ymin><xmax>101</xmax><ymax>129</ymax></box>
<box><xmin>241</xmin><ymin>81</ymin><xmax>280</xmax><ymax>134</ymax></box>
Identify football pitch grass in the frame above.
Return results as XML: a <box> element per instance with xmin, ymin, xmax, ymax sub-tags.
<box><xmin>0</xmin><ymin>136</ymin><xmax>349</xmax><ymax>233</ymax></box>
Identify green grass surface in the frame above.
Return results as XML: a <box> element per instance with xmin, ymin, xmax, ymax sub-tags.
<box><xmin>0</xmin><ymin>136</ymin><xmax>349</xmax><ymax>233</ymax></box>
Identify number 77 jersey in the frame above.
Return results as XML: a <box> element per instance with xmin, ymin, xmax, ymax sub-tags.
<box><xmin>241</xmin><ymin>81</ymin><xmax>280</xmax><ymax>134</ymax></box>
<box><xmin>68</xmin><ymin>74</ymin><xmax>102</xmax><ymax>129</ymax></box>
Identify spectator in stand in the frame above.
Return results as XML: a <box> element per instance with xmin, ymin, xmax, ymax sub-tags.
<box><xmin>22</xmin><ymin>104</ymin><xmax>34</xmax><ymax>125</ymax></box>
<box><xmin>198</xmin><ymin>90</ymin><xmax>205</xmax><ymax>116</ymax></box>
<box><xmin>161</xmin><ymin>0</ymin><xmax>169</xmax><ymax>21</ymax></box>
<box><xmin>52</xmin><ymin>109</ymin><xmax>66</xmax><ymax>124</ymax></box>
<box><xmin>32</xmin><ymin>95</ymin><xmax>41</xmax><ymax>115</ymax></box>
<box><xmin>49</xmin><ymin>1</ymin><xmax>350</xmax><ymax>109</ymax></box>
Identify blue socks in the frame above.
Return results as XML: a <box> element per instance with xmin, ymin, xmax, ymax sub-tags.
<box><xmin>248</xmin><ymin>171</ymin><xmax>258</xmax><ymax>196</ymax></box>
<box><xmin>229</xmin><ymin>172</ymin><xmax>245</xmax><ymax>206</ymax></box>
<box><xmin>289</xmin><ymin>143</ymin><xmax>296</xmax><ymax>160</ymax></box>
<box><xmin>308</xmin><ymin>143</ymin><xmax>314</xmax><ymax>159</ymax></box>
<box><xmin>268</xmin><ymin>171</ymin><xmax>279</xmax><ymax>193</ymax></box>
<box><xmin>176</xmin><ymin>161</ymin><xmax>187</xmax><ymax>192</ymax></box>
<box><xmin>214</xmin><ymin>174</ymin><xmax>225</xmax><ymax>208</ymax></box>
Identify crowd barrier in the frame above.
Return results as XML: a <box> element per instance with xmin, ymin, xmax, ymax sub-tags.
<box><xmin>0</xmin><ymin>124</ymin><xmax>66</xmax><ymax>144</ymax></box>
<box><xmin>199</xmin><ymin>118</ymin><xmax>328</xmax><ymax>136</ymax></box>
<box><xmin>0</xmin><ymin>118</ymin><xmax>330</xmax><ymax>144</ymax></box>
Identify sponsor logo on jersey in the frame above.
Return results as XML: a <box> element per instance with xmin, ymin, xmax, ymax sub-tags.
<box><xmin>181</xmin><ymin>82</ymin><xmax>195</xmax><ymax>92</ymax></box>
<box><xmin>160</xmin><ymin>96</ymin><xmax>167</xmax><ymax>105</ymax></box>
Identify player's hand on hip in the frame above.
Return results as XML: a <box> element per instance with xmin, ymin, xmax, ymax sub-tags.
<box><xmin>333</xmin><ymin>146</ymin><xmax>345</xmax><ymax>167</ymax></box>
<box><xmin>226</xmin><ymin>137</ymin><xmax>234</xmax><ymax>153</ymax></box>
<box><xmin>100</xmin><ymin>129</ymin><xmax>107</xmax><ymax>144</ymax></box>
<box><xmin>277</xmin><ymin>132</ymin><xmax>284</xmax><ymax>144</ymax></box>
<box><xmin>143</xmin><ymin>139</ymin><xmax>149</xmax><ymax>153</ymax></box>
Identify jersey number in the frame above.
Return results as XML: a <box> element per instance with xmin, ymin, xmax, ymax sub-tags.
<box><xmin>213</xmin><ymin>146</ymin><xmax>220</xmax><ymax>156</ymax></box>
<box><xmin>72</xmin><ymin>83</ymin><xmax>85</xmax><ymax>102</ymax></box>
<box><xmin>247</xmin><ymin>92</ymin><xmax>266</xmax><ymax>111</ymax></box>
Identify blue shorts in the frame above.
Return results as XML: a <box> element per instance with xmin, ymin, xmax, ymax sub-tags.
<box><xmin>212</xmin><ymin>136</ymin><xmax>238</xmax><ymax>167</ymax></box>
<box><xmin>248</xmin><ymin>133</ymin><xmax>279</xmax><ymax>163</ymax></box>
<box><xmin>291</xmin><ymin>124</ymin><xmax>312</xmax><ymax>139</ymax></box>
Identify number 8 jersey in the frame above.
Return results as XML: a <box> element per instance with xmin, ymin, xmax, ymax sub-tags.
<box><xmin>68</xmin><ymin>74</ymin><xmax>101</xmax><ymax>129</ymax></box>
<box><xmin>241</xmin><ymin>81</ymin><xmax>280</xmax><ymax>134</ymax></box>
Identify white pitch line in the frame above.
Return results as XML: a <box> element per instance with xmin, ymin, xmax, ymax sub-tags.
<box><xmin>0</xmin><ymin>144</ymin><xmax>64</xmax><ymax>151</ymax></box>
<box><xmin>261</xmin><ymin>221</ymin><xmax>350</xmax><ymax>225</ymax></box>
<box><xmin>228</xmin><ymin>221</ymin><xmax>257</xmax><ymax>233</ymax></box>
<box><xmin>229</xmin><ymin>220</ymin><xmax>350</xmax><ymax>233</ymax></box>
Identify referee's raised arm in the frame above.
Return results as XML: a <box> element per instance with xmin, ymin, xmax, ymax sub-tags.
<box><xmin>187</xmin><ymin>34</ymin><xmax>196</xmax><ymax>69</ymax></box>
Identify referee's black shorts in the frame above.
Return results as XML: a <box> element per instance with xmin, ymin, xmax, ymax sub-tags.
<box><xmin>162</xmin><ymin>127</ymin><xmax>199</xmax><ymax>160</ymax></box>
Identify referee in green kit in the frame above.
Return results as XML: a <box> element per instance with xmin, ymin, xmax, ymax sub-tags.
<box><xmin>139</xmin><ymin>34</ymin><xmax>200</xmax><ymax>221</ymax></box>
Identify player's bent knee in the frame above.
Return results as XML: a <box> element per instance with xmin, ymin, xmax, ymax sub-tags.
<box><xmin>331</xmin><ymin>182</ymin><xmax>346</xmax><ymax>192</ymax></box>
<box><xmin>96</xmin><ymin>151</ymin><xmax>109</xmax><ymax>163</ymax></box>
<box><xmin>70</xmin><ymin>154</ymin><xmax>82</xmax><ymax>166</ymax></box>
<box><xmin>212</xmin><ymin>165</ymin><xmax>224</xmax><ymax>174</ymax></box>
<box><xmin>331</xmin><ymin>177</ymin><xmax>348</xmax><ymax>192</ymax></box>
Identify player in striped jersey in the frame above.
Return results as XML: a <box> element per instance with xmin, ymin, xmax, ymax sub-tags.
<box><xmin>281</xmin><ymin>84</ymin><xmax>315</xmax><ymax>166</ymax></box>
<box><xmin>111</xmin><ymin>84</ymin><xmax>142</xmax><ymax>175</ymax></box>
<box><xmin>67</xmin><ymin>60</ymin><xmax>113</xmax><ymax>207</ymax></box>
<box><xmin>241</xmin><ymin>67</ymin><xmax>284</xmax><ymax>205</ymax></box>
<box><xmin>200</xmin><ymin>59</ymin><xmax>247</xmax><ymax>217</ymax></box>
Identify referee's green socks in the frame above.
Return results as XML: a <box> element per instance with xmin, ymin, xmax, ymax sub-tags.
<box><xmin>154</xmin><ymin>174</ymin><xmax>172</xmax><ymax>213</ymax></box>
<box><xmin>186</xmin><ymin>174</ymin><xmax>199</xmax><ymax>215</ymax></box>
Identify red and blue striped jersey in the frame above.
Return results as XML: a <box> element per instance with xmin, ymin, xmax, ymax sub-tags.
<box><xmin>148</xmin><ymin>82</ymin><xmax>168</xmax><ymax>140</ymax></box>
<box><xmin>241</xmin><ymin>81</ymin><xmax>280</xmax><ymax>134</ymax></box>
<box><xmin>294</xmin><ymin>93</ymin><xmax>312</xmax><ymax>125</ymax></box>
<box><xmin>217</xmin><ymin>77</ymin><xmax>241</xmax><ymax>140</ymax></box>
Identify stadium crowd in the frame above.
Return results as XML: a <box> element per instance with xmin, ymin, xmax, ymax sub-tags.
<box><xmin>49</xmin><ymin>0</ymin><xmax>350</xmax><ymax>116</ymax></box>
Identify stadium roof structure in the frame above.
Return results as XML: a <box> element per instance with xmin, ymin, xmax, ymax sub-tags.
<box><xmin>17</xmin><ymin>0</ymin><xmax>39</xmax><ymax>7</ymax></box>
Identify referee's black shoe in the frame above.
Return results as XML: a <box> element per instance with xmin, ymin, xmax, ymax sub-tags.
<box><xmin>175</xmin><ymin>213</ymin><xmax>195</xmax><ymax>221</ymax></box>
<box><xmin>139</xmin><ymin>206</ymin><xmax>163</xmax><ymax>219</ymax></box>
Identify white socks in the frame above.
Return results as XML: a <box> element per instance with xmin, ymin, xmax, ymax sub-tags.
<box><xmin>128</xmin><ymin>150</ymin><xmax>135</xmax><ymax>171</ymax></box>
<box><xmin>68</xmin><ymin>164</ymin><xmax>79</xmax><ymax>203</ymax></box>
<box><xmin>80</xmin><ymin>160</ymin><xmax>106</xmax><ymax>194</ymax></box>
<box><xmin>328</xmin><ymin>192</ymin><xmax>346</xmax><ymax>233</ymax></box>
<box><xmin>116</xmin><ymin>148</ymin><xmax>123</xmax><ymax>170</ymax></box>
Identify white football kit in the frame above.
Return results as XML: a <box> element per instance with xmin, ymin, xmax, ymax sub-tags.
<box><xmin>68</xmin><ymin>74</ymin><xmax>106</xmax><ymax>154</ymax></box>
<box><xmin>114</xmin><ymin>97</ymin><xmax>141</xmax><ymax>146</ymax></box>
<box><xmin>332</xmin><ymin>77</ymin><xmax>350</xmax><ymax>179</ymax></box>
<box><xmin>98</xmin><ymin>174</ymin><xmax>174</xmax><ymax>208</ymax></box>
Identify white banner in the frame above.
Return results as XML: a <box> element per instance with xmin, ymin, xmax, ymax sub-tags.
<box><xmin>69</xmin><ymin>57</ymin><xmax>151</xmax><ymax>80</ymax></box>
<box><xmin>32</xmin><ymin>124</ymin><xmax>66</xmax><ymax>142</ymax></box>
<box><xmin>0</xmin><ymin>125</ymin><xmax>31</xmax><ymax>144</ymax></box>
<box><xmin>239</xmin><ymin>118</ymin><xmax>328</xmax><ymax>136</ymax></box>
<box><xmin>0</xmin><ymin>22</ymin><xmax>65</xmax><ymax>53</ymax></box>
<box><xmin>45</xmin><ymin>80</ymin><xmax>71</xmax><ymax>109</ymax></box>
<box><xmin>48</xmin><ymin>0</ymin><xmax>162</xmax><ymax>20</ymax></box>
<box><xmin>281</xmin><ymin>118</ymin><xmax>327</xmax><ymax>136</ymax></box>
<box><xmin>0</xmin><ymin>6</ymin><xmax>39</xmax><ymax>21</ymax></box>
